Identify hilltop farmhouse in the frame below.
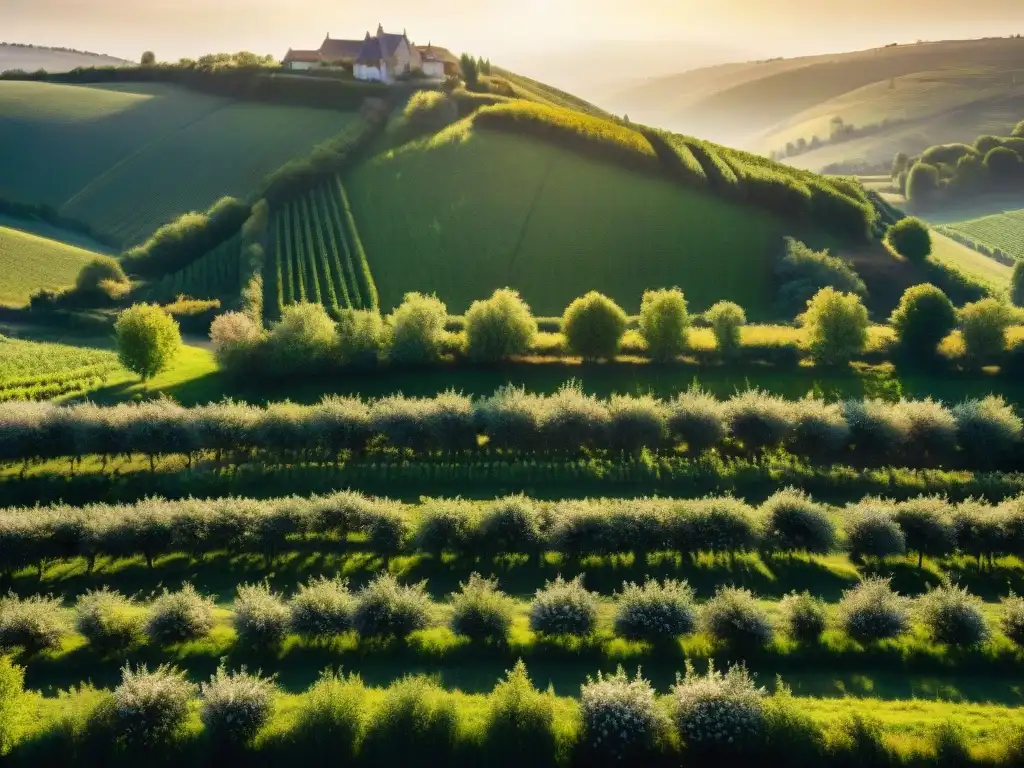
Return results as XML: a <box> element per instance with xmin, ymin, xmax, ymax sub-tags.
<box><xmin>283</xmin><ymin>24</ymin><xmax>459</xmax><ymax>82</ymax></box>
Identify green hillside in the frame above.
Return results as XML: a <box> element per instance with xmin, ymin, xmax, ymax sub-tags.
<box><xmin>0</xmin><ymin>223</ymin><xmax>105</xmax><ymax>306</ymax></box>
<box><xmin>346</xmin><ymin>112</ymin><xmax>854</xmax><ymax>317</ymax></box>
<box><xmin>602</xmin><ymin>37</ymin><xmax>1024</xmax><ymax>171</ymax></box>
<box><xmin>0</xmin><ymin>43</ymin><xmax>128</xmax><ymax>73</ymax></box>
<box><xmin>0</xmin><ymin>80</ymin><xmax>358</xmax><ymax>246</ymax></box>
<box><xmin>940</xmin><ymin>208</ymin><xmax>1024</xmax><ymax>262</ymax></box>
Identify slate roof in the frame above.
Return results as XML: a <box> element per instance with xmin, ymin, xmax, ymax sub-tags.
<box><xmin>283</xmin><ymin>49</ymin><xmax>321</xmax><ymax>64</ymax></box>
<box><xmin>356</xmin><ymin>36</ymin><xmax>382</xmax><ymax>64</ymax></box>
<box><xmin>319</xmin><ymin>37</ymin><xmax>363</xmax><ymax>61</ymax></box>
<box><xmin>417</xmin><ymin>44</ymin><xmax>458</xmax><ymax>64</ymax></box>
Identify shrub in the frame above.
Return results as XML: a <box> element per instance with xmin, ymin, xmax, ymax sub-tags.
<box><xmin>843</xmin><ymin>399</ymin><xmax>911</xmax><ymax>461</ymax></box>
<box><xmin>542</xmin><ymin>382</ymin><xmax>611</xmax><ymax>451</ymax></box>
<box><xmin>706</xmin><ymin>301</ymin><xmax>746</xmax><ymax>358</ymax></box>
<box><xmin>953</xmin><ymin>396</ymin><xmax>1022</xmax><ymax>466</ymax></box>
<box><xmin>477</xmin><ymin>496</ymin><xmax>545</xmax><ymax>555</ymax></box>
<box><xmin>800</xmin><ymin>287</ymin><xmax>869</xmax><ymax>365</ymax></box>
<box><xmin>0</xmin><ymin>655</ymin><xmax>23</xmax><ymax>755</ymax></box>
<box><xmin>638</xmin><ymin>288</ymin><xmax>690</xmax><ymax>361</ymax></box>
<box><xmin>668</xmin><ymin>388</ymin><xmax>729</xmax><ymax>453</ymax></box>
<box><xmin>464</xmin><ymin>288</ymin><xmax>537</xmax><ymax>361</ymax></box>
<box><xmin>361</xmin><ymin>676</ymin><xmax>458</xmax><ymax>764</ymax></box>
<box><xmin>1013</xmin><ymin>261</ymin><xmax>1024</xmax><ymax>308</ymax></box>
<box><xmin>114</xmin><ymin>304</ymin><xmax>182</xmax><ymax>380</ymax></box>
<box><xmin>580</xmin><ymin>668</ymin><xmax>663</xmax><ymax>763</ymax></box>
<box><xmin>702</xmin><ymin>586</ymin><xmax>773</xmax><ymax>649</ymax></box>
<box><xmin>414</xmin><ymin>499</ymin><xmax>477</xmax><ymax>555</ymax></box>
<box><xmin>900</xmin><ymin>398</ymin><xmax>959</xmax><ymax>463</ymax></box>
<box><xmin>673</xmin><ymin>661</ymin><xmax>766</xmax><ymax>755</ymax></box>
<box><xmin>607</xmin><ymin>394</ymin><xmax>668</xmax><ymax>454</ymax></box>
<box><xmin>984</xmin><ymin>145</ymin><xmax>1023</xmax><ymax>182</ymax></box>
<box><xmin>562</xmin><ymin>291</ymin><xmax>628</xmax><ymax>360</ymax></box>
<box><xmin>233</xmin><ymin>583</ymin><xmax>290</xmax><ymax>648</ymax></box>
<box><xmin>111</xmin><ymin>663</ymin><xmax>195</xmax><ymax>746</ymax></box>
<box><xmin>906</xmin><ymin>162</ymin><xmax>940</xmax><ymax>204</ymax></box>
<box><xmin>780</xmin><ymin>591</ymin><xmax>828</xmax><ymax>643</ymax></box>
<box><xmin>288</xmin><ymin>577</ymin><xmax>355</xmax><ymax>641</ymax></box>
<box><xmin>450</xmin><ymin>574</ymin><xmax>515</xmax><ymax>641</ymax></box>
<box><xmin>352</xmin><ymin>573</ymin><xmax>432</xmax><ymax>638</ymax></box>
<box><xmin>760</xmin><ymin>488</ymin><xmax>836</xmax><ymax>555</ymax></box>
<box><xmin>529</xmin><ymin>575</ymin><xmax>599</xmax><ymax>636</ymax></box>
<box><xmin>388</xmin><ymin>292</ymin><xmax>447</xmax><ymax>365</ymax></box>
<box><xmin>775</xmin><ymin>238</ymin><xmax>865</xmax><ymax>316</ymax></box>
<box><xmin>336</xmin><ymin>309</ymin><xmax>388</xmax><ymax>368</ymax></box>
<box><xmin>889</xmin><ymin>284</ymin><xmax>956</xmax><ymax>358</ymax></box>
<box><xmin>726</xmin><ymin>389</ymin><xmax>792</xmax><ymax>452</ymax></box>
<box><xmin>200</xmin><ymin>664</ymin><xmax>276</xmax><ymax>744</ymax></box>
<box><xmin>0</xmin><ymin>594</ymin><xmax>66</xmax><ymax>653</ymax></box>
<box><xmin>959</xmin><ymin>298</ymin><xmax>1013</xmax><ymax>363</ymax></box>
<box><xmin>892</xmin><ymin>498</ymin><xmax>956</xmax><ymax>567</ymax></box>
<box><xmin>75</xmin><ymin>256</ymin><xmax>129</xmax><ymax>298</ymax></box>
<box><xmin>916</xmin><ymin>584</ymin><xmax>989</xmax><ymax>647</ymax></box>
<box><xmin>209</xmin><ymin>311</ymin><xmax>263</xmax><ymax>372</ymax></box>
<box><xmin>845</xmin><ymin>505</ymin><xmax>906</xmax><ymax>561</ymax></box>
<box><xmin>951</xmin><ymin>501</ymin><xmax>1006</xmax><ymax>564</ymax></box>
<box><xmin>886</xmin><ymin>217</ymin><xmax>932</xmax><ymax>262</ymax></box>
<box><xmin>836</xmin><ymin>577</ymin><xmax>909</xmax><ymax>643</ymax></box>
<box><xmin>146</xmin><ymin>584</ymin><xmax>215</xmax><ymax>644</ymax></box>
<box><xmin>1001</xmin><ymin>593</ymin><xmax>1024</xmax><ymax>646</ymax></box>
<box><xmin>483</xmin><ymin>660</ymin><xmax>558</xmax><ymax>768</ymax></box>
<box><xmin>75</xmin><ymin>588</ymin><xmax>145</xmax><ymax>651</ymax></box>
<box><xmin>400</xmin><ymin>90</ymin><xmax>458</xmax><ymax>138</ymax></box>
<box><xmin>613</xmin><ymin>579</ymin><xmax>697</xmax><ymax>641</ymax></box>
<box><xmin>476</xmin><ymin>385</ymin><xmax>546</xmax><ymax>451</ymax></box>
<box><xmin>788</xmin><ymin>397</ymin><xmax>850</xmax><ymax>456</ymax></box>
<box><xmin>291</xmin><ymin>671</ymin><xmax>365</xmax><ymax>762</ymax></box>
<box><xmin>266</xmin><ymin>302</ymin><xmax>336</xmax><ymax>373</ymax></box>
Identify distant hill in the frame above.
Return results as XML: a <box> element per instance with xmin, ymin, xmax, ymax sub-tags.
<box><xmin>0</xmin><ymin>43</ymin><xmax>129</xmax><ymax>73</ymax></box>
<box><xmin>601</xmin><ymin>37</ymin><xmax>1024</xmax><ymax>172</ymax></box>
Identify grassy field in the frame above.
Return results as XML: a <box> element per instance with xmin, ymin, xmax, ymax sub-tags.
<box><xmin>928</xmin><ymin>231</ymin><xmax>1013</xmax><ymax>291</ymax></box>
<box><xmin>0</xmin><ymin>44</ymin><xmax>127</xmax><ymax>73</ymax></box>
<box><xmin>0</xmin><ymin>81</ymin><xmax>358</xmax><ymax>246</ymax></box>
<box><xmin>0</xmin><ymin>223</ymin><xmax>105</xmax><ymax>306</ymax></box>
<box><xmin>600</xmin><ymin>37</ymin><xmax>1024</xmax><ymax>169</ymax></box>
<box><xmin>941</xmin><ymin>208</ymin><xmax>1024</xmax><ymax>262</ymax></box>
<box><xmin>347</xmin><ymin>127</ymin><xmax>788</xmax><ymax>316</ymax></box>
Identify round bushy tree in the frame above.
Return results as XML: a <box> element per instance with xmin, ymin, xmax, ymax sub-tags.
<box><xmin>916</xmin><ymin>584</ymin><xmax>989</xmax><ymax>647</ymax></box>
<box><xmin>760</xmin><ymin>488</ymin><xmax>836</xmax><ymax>555</ymax></box>
<box><xmin>146</xmin><ymin>584</ymin><xmax>215</xmax><ymax>644</ymax></box>
<box><xmin>702</xmin><ymin>586</ymin><xmax>773</xmax><ymax>650</ymax></box>
<box><xmin>233</xmin><ymin>582</ymin><xmax>290</xmax><ymax>648</ymax></box>
<box><xmin>483</xmin><ymin>661</ymin><xmax>558</xmax><ymax>768</ymax></box>
<box><xmin>959</xmin><ymin>298</ymin><xmax>1013</xmax><ymax>364</ymax></box>
<box><xmin>800</xmin><ymin>287</ymin><xmax>869</xmax><ymax>365</ymax></box>
<box><xmin>906</xmin><ymin>162</ymin><xmax>940</xmax><ymax>205</ymax></box>
<box><xmin>450</xmin><ymin>574</ymin><xmax>515</xmax><ymax>641</ymax></box>
<box><xmin>388</xmin><ymin>292</ymin><xmax>448</xmax><ymax>365</ymax></box>
<box><xmin>836</xmin><ymin>577</ymin><xmax>909</xmax><ymax>643</ymax></box>
<box><xmin>672</xmin><ymin>662</ymin><xmax>766</xmax><ymax>756</ymax></box>
<box><xmin>115</xmin><ymin>303</ymin><xmax>181</xmax><ymax>380</ymax></box>
<box><xmin>613</xmin><ymin>579</ymin><xmax>697</xmax><ymax>641</ymax></box>
<box><xmin>1012</xmin><ymin>261</ymin><xmax>1024</xmax><ymax>309</ymax></box>
<box><xmin>638</xmin><ymin>288</ymin><xmax>689</xmax><ymax>361</ymax></box>
<box><xmin>886</xmin><ymin>218</ymin><xmax>932</xmax><ymax>262</ymax></box>
<box><xmin>844</xmin><ymin>507</ymin><xmax>906</xmax><ymax>562</ymax></box>
<box><xmin>668</xmin><ymin>388</ymin><xmax>729</xmax><ymax>454</ymax></box>
<box><xmin>336</xmin><ymin>309</ymin><xmax>389</xmax><ymax>368</ymax></box>
<box><xmin>705</xmin><ymin>301</ymin><xmax>746</xmax><ymax>358</ymax></box>
<box><xmin>112</xmin><ymin>663</ymin><xmax>196</xmax><ymax>747</ymax></box>
<box><xmin>891</xmin><ymin>498</ymin><xmax>956</xmax><ymax>568</ymax></box>
<box><xmin>352</xmin><ymin>573</ymin><xmax>432</xmax><ymax>638</ymax></box>
<box><xmin>200</xmin><ymin>664</ymin><xmax>277</xmax><ymax>744</ymax></box>
<box><xmin>464</xmin><ymin>288</ymin><xmax>537</xmax><ymax>362</ymax></box>
<box><xmin>288</xmin><ymin>577</ymin><xmax>356</xmax><ymax>641</ymax></box>
<box><xmin>984</xmin><ymin>146</ymin><xmax>1023</xmax><ymax>184</ymax></box>
<box><xmin>266</xmin><ymin>302</ymin><xmax>336</xmax><ymax>373</ymax></box>
<box><xmin>529</xmin><ymin>576</ymin><xmax>599</xmax><ymax>636</ymax></box>
<box><xmin>210</xmin><ymin>311</ymin><xmax>264</xmax><ymax>372</ymax></box>
<box><xmin>563</xmin><ymin>291</ymin><xmax>628</xmax><ymax>361</ymax></box>
<box><xmin>580</xmin><ymin>668</ymin><xmax>663</xmax><ymax>763</ymax></box>
<box><xmin>75</xmin><ymin>256</ymin><xmax>129</xmax><ymax>298</ymax></box>
<box><xmin>953</xmin><ymin>396</ymin><xmax>1023</xmax><ymax>467</ymax></box>
<box><xmin>889</xmin><ymin>284</ymin><xmax>956</xmax><ymax>358</ymax></box>
<box><xmin>1001</xmin><ymin>593</ymin><xmax>1024</xmax><ymax>646</ymax></box>
<box><xmin>75</xmin><ymin>588</ymin><xmax>145</xmax><ymax>651</ymax></box>
<box><xmin>780</xmin><ymin>591</ymin><xmax>828</xmax><ymax>643</ymax></box>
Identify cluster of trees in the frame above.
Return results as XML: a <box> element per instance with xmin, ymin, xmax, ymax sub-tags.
<box><xmin>458</xmin><ymin>54</ymin><xmax>492</xmax><ymax>89</ymax></box>
<box><xmin>769</xmin><ymin>116</ymin><xmax>901</xmax><ymax>161</ymax></box>
<box><xmin>3</xmin><ymin>490</ymin><xmax>1024</xmax><ymax>572</ymax></box>
<box><xmin>3</xmin><ymin>387</ymin><xmax>1023</xmax><ymax>470</ymax></box>
<box><xmin>893</xmin><ymin>120</ymin><xmax>1024</xmax><ymax>207</ymax></box>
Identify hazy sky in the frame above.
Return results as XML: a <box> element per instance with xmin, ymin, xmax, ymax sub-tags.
<box><xmin>4</xmin><ymin>0</ymin><xmax>1024</xmax><ymax>66</ymax></box>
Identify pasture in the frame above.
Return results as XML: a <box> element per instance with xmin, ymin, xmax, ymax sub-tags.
<box><xmin>942</xmin><ymin>208</ymin><xmax>1024</xmax><ymax>262</ymax></box>
<box><xmin>347</xmin><ymin>128</ymin><xmax>785</xmax><ymax>316</ymax></box>
<box><xmin>0</xmin><ymin>81</ymin><xmax>358</xmax><ymax>246</ymax></box>
<box><xmin>0</xmin><ymin>223</ymin><xmax>104</xmax><ymax>306</ymax></box>
<box><xmin>928</xmin><ymin>231</ymin><xmax>1013</xmax><ymax>291</ymax></box>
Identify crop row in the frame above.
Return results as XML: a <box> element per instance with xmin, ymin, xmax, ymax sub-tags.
<box><xmin>0</xmin><ymin>363</ymin><xmax>117</xmax><ymax>403</ymax></box>
<box><xmin>150</xmin><ymin>232</ymin><xmax>243</xmax><ymax>303</ymax></box>
<box><xmin>5</xmin><ymin>656</ymin><xmax>1017</xmax><ymax>768</ymax></box>
<box><xmin>267</xmin><ymin>175</ymin><xmax>377</xmax><ymax>320</ymax></box>
<box><xmin>2</xmin><ymin>490</ymin><xmax>1023</xmax><ymax>574</ymax></box>
<box><xmin>1</xmin><ymin>389</ymin><xmax>1022</xmax><ymax>469</ymax></box>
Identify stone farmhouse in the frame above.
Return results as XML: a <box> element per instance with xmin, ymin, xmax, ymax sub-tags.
<box><xmin>283</xmin><ymin>24</ymin><xmax>459</xmax><ymax>83</ymax></box>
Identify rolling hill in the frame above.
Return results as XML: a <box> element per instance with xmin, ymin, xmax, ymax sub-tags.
<box><xmin>0</xmin><ymin>221</ymin><xmax>107</xmax><ymax>307</ymax></box>
<box><xmin>600</xmin><ymin>37</ymin><xmax>1024</xmax><ymax>172</ymax></box>
<box><xmin>0</xmin><ymin>43</ymin><xmax>129</xmax><ymax>73</ymax></box>
<box><xmin>0</xmin><ymin>80</ymin><xmax>359</xmax><ymax>247</ymax></box>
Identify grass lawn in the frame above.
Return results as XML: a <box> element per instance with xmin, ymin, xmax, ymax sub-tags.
<box><xmin>347</xmin><ymin>128</ymin><xmax>789</xmax><ymax>317</ymax></box>
<box><xmin>0</xmin><ymin>81</ymin><xmax>357</xmax><ymax>246</ymax></box>
<box><xmin>928</xmin><ymin>231</ymin><xmax>1013</xmax><ymax>291</ymax></box>
<box><xmin>0</xmin><ymin>224</ymin><xmax>104</xmax><ymax>307</ymax></box>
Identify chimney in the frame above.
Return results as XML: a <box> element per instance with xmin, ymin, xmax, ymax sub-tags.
<box><xmin>377</xmin><ymin>23</ymin><xmax>384</xmax><ymax>37</ymax></box>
